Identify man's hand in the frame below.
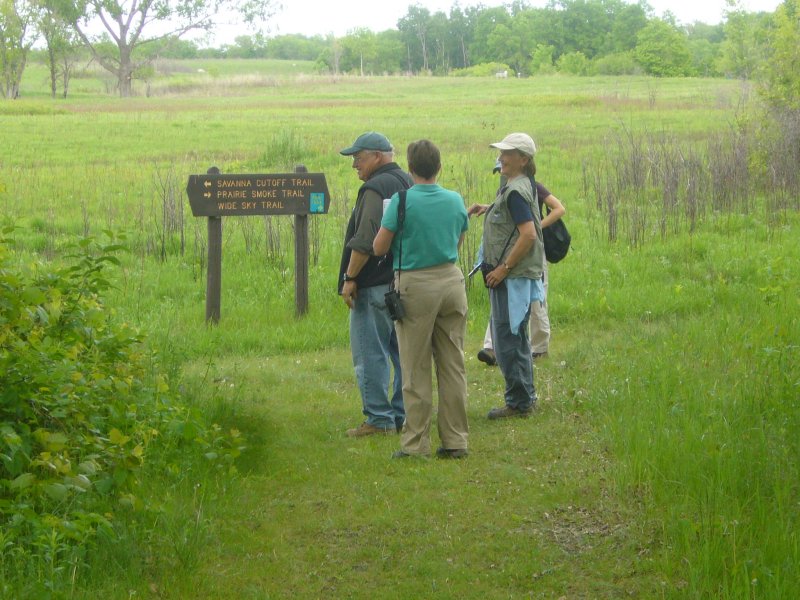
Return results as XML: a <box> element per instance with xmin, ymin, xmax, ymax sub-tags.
<box><xmin>342</xmin><ymin>280</ymin><xmax>358</xmax><ymax>309</ymax></box>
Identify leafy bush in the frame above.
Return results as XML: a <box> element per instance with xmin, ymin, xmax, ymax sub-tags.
<box><xmin>0</xmin><ymin>230</ymin><xmax>244</xmax><ymax>592</ymax></box>
<box><xmin>591</xmin><ymin>51</ymin><xmax>642</xmax><ymax>75</ymax></box>
<box><xmin>557</xmin><ymin>51</ymin><xmax>590</xmax><ymax>75</ymax></box>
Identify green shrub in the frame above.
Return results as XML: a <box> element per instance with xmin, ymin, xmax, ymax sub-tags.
<box><xmin>0</xmin><ymin>229</ymin><xmax>244</xmax><ymax>592</ymax></box>
<box><xmin>591</xmin><ymin>51</ymin><xmax>642</xmax><ymax>75</ymax></box>
<box><xmin>557</xmin><ymin>51</ymin><xmax>590</xmax><ymax>75</ymax></box>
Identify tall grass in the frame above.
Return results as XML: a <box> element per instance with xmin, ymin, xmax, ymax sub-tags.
<box><xmin>1</xmin><ymin>63</ymin><xmax>798</xmax><ymax>597</ymax></box>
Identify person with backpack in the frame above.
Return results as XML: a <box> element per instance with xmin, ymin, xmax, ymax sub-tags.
<box><xmin>468</xmin><ymin>133</ymin><xmax>545</xmax><ymax>419</ymax></box>
<box><xmin>477</xmin><ymin>158</ymin><xmax>566</xmax><ymax>365</ymax></box>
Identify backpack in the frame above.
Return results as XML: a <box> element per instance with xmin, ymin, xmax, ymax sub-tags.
<box><xmin>531</xmin><ymin>177</ymin><xmax>571</xmax><ymax>263</ymax></box>
<box><xmin>541</xmin><ymin>204</ymin><xmax>571</xmax><ymax>263</ymax></box>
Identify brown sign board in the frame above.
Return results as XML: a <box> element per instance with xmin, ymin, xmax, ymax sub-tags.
<box><xmin>186</xmin><ymin>173</ymin><xmax>330</xmax><ymax>217</ymax></box>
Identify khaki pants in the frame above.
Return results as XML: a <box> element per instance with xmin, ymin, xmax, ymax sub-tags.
<box><xmin>395</xmin><ymin>263</ymin><xmax>469</xmax><ymax>455</ymax></box>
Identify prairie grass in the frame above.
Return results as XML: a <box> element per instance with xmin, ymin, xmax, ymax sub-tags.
<box><xmin>1</xmin><ymin>62</ymin><xmax>798</xmax><ymax>597</ymax></box>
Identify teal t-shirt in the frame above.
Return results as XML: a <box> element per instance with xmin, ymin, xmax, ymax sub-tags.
<box><xmin>381</xmin><ymin>183</ymin><xmax>468</xmax><ymax>271</ymax></box>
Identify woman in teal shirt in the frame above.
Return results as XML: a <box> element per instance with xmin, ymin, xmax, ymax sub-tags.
<box><xmin>374</xmin><ymin>139</ymin><xmax>470</xmax><ymax>459</ymax></box>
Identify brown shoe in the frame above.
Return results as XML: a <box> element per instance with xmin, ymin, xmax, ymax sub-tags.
<box><xmin>346</xmin><ymin>422</ymin><xmax>396</xmax><ymax>438</ymax></box>
<box><xmin>477</xmin><ymin>348</ymin><xmax>497</xmax><ymax>366</ymax></box>
<box><xmin>487</xmin><ymin>405</ymin><xmax>533</xmax><ymax>420</ymax></box>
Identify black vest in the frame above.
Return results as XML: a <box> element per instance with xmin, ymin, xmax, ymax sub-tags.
<box><xmin>338</xmin><ymin>163</ymin><xmax>413</xmax><ymax>292</ymax></box>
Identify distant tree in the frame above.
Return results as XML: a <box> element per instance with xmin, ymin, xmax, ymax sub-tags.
<box><xmin>373</xmin><ymin>29</ymin><xmax>404</xmax><ymax>74</ymax></box>
<box><xmin>339</xmin><ymin>28</ymin><xmax>378</xmax><ymax>75</ymax></box>
<box><xmin>264</xmin><ymin>34</ymin><xmax>327</xmax><ymax>61</ymax></box>
<box><xmin>635</xmin><ymin>19</ymin><xmax>693</xmax><ymax>76</ymax></box>
<box><xmin>716</xmin><ymin>1</ymin><xmax>771</xmax><ymax>79</ymax></box>
<box><xmin>609</xmin><ymin>1</ymin><xmax>650</xmax><ymax>54</ymax></box>
<box><xmin>152</xmin><ymin>37</ymin><xmax>199</xmax><ymax>59</ymax></box>
<box><xmin>686</xmin><ymin>21</ymin><xmax>726</xmax><ymax>45</ymax></box>
<box><xmin>37</xmin><ymin>2</ymin><xmax>81</xmax><ymax>98</ymax></box>
<box><xmin>685</xmin><ymin>21</ymin><xmax>725</xmax><ymax>76</ymax></box>
<box><xmin>522</xmin><ymin>6</ymin><xmax>556</xmax><ymax>51</ymax></box>
<box><xmin>226</xmin><ymin>34</ymin><xmax>265</xmax><ymax>59</ymax></box>
<box><xmin>761</xmin><ymin>0</ymin><xmax>800</xmax><ymax>109</ymax></box>
<box><xmin>46</xmin><ymin>0</ymin><xmax>279</xmax><ymax>97</ymax></box>
<box><xmin>315</xmin><ymin>35</ymin><xmax>343</xmax><ymax>75</ymax></box>
<box><xmin>0</xmin><ymin>0</ymin><xmax>36</xmax><ymax>98</ymax></box>
<box><xmin>468</xmin><ymin>6</ymin><xmax>511</xmax><ymax>65</ymax></box>
<box><xmin>531</xmin><ymin>43</ymin><xmax>556</xmax><ymax>74</ymax></box>
<box><xmin>428</xmin><ymin>10</ymin><xmax>451</xmax><ymax>74</ymax></box>
<box><xmin>687</xmin><ymin>38</ymin><xmax>720</xmax><ymax>77</ymax></box>
<box><xmin>552</xmin><ymin>0</ymin><xmax>614</xmax><ymax>59</ymax></box>
<box><xmin>398</xmin><ymin>5</ymin><xmax>432</xmax><ymax>72</ymax></box>
<box><xmin>486</xmin><ymin>10</ymin><xmax>536</xmax><ymax>76</ymax></box>
<box><xmin>449</xmin><ymin>5</ymin><xmax>473</xmax><ymax>69</ymax></box>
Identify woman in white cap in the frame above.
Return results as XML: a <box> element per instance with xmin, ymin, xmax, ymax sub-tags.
<box><xmin>478</xmin><ymin>157</ymin><xmax>566</xmax><ymax>364</ymax></box>
<box><xmin>468</xmin><ymin>133</ymin><xmax>545</xmax><ymax>419</ymax></box>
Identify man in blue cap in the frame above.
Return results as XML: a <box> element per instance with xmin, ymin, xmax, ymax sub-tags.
<box><xmin>338</xmin><ymin>132</ymin><xmax>413</xmax><ymax>437</ymax></box>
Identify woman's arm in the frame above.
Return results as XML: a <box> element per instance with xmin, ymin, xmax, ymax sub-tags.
<box><xmin>373</xmin><ymin>226</ymin><xmax>395</xmax><ymax>256</ymax></box>
<box><xmin>540</xmin><ymin>193</ymin><xmax>565</xmax><ymax>229</ymax></box>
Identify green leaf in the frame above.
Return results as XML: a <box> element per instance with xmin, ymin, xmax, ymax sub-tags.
<box><xmin>109</xmin><ymin>428</ymin><xmax>131</xmax><ymax>446</ymax></box>
<box><xmin>94</xmin><ymin>476</ymin><xmax>113</xmax><ymax>494</ymax></box>
<box><xmin>43</xmin><ymin>482</ymin><xmax>69</xmax><ymax>501</ymax></box>
<box><xmin>181</xmin><ymin>421</ymin><xmax>198</xmax><ymax>441</ymax></box>
<box><xmin>10</xmin><ymin>473</ymin><xmax>36</xmax><ymax>490</ymax></box>
<box><xmin>44</xmin><ymin>432</ymin><xmax>69</xmax><ymax>452</ymax></box>
<box><xmin>65</xmin><ymin>474</ymin><xmax>92</xmax><ymax>491</ymax></box>
<box><xmin>21</xmin><ymin>287</ymin><xmax>46</xmax><ymax>305</ymax></box>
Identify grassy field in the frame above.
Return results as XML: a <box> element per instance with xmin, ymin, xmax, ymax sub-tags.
<box><xmin>2</xmin><ymin>61</ymin><xmax>799</xmax><ymax>598</ymax></box>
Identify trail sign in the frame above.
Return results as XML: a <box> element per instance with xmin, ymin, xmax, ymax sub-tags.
<box><xmin>187</xmin><ymin>166</ymin><xmax>328</xmax><ymax>323</ymax></box>
<box><xmin>186</xmin><ymin>172</ymin><xmax>330</xmax><ymax>217</ymax></box>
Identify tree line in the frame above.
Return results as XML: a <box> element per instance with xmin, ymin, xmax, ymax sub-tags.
<box><xmin>1</xmin><ymin>0</ymin><xmax>798</xmax><ymax>108</ymax></box>
<box><xmin>247</xmin><ymin>1</ymin><xmax>776</xmax><ymax>80</ymax></box>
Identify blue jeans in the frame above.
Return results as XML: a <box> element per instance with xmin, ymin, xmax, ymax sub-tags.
<box><xmin>350</xmin><ymin>284</ymin><xmax>404</xmax><ymax>429</ymax></box>
<box><xmin>489</xmin><ymin>285</ymin><xmax>536</xmax><ymax>411</ymax></box>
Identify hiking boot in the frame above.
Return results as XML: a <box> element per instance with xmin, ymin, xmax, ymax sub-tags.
<box><xmin>487</xmin><ymin>405</ymin><xmax>533</xmax><ymax>420</ymax></box>
<box><xmin>477</xmin><ymin>348</ymin><xmax>497</xmax><ymax>366</ymax></box>
<box><xmin>392</xmin><ymin>450</ymin><xmax>428</xmax><ymax>459</ymax></box>
<box><xmin>436</xmin><ymin>447</ymin><xmax>469</xmax><ymax>459</ymax></box>
<box><xmin>346</xmin><ymin>422</ymin><xmax>396</xmax><ymax>438</ymax></box>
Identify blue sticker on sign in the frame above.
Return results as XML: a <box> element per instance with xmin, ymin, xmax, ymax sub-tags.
<box><xmin>310</xmin><ymin>193</ymin><xmax>325</xmax><ymax>213</ymax></box>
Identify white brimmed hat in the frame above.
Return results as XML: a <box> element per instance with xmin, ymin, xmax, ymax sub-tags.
<box><xmin>489</xmin><ymin>133</ymin><xmax>536</xmax><ymax>156</ymax></box>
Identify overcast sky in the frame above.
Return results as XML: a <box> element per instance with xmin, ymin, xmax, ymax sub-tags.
<box><xmin>209</xmin><ymin>0</ymin><xmax>783</xmax><ymax>42</ymax></box>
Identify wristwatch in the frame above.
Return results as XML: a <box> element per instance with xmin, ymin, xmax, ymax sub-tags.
<box><xmin>342</xmin><ymin>273</ymin><xmax>356</xmax><ymax>282</ymax></box>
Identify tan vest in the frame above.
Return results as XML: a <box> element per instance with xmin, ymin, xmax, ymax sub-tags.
<box><xmin>482</xmin><ymin>176</ymin><xmax>545</xmax><ymax>280</ymax></box>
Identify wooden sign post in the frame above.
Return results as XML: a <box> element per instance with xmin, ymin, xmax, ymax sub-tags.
<box><xmin>186</xmin><ymin>165</ymin><xmax>330</xmax><ymax>323</ymax></box>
